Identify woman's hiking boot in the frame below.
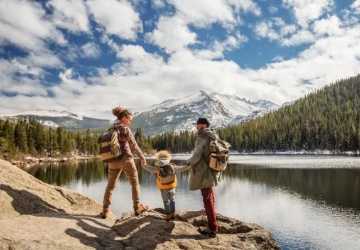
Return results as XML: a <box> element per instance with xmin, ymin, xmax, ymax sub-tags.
<box><xmin>99</xmin><ymin>207</ymin><xmax>110</xmax><ymax>219</ymax></box>
<box><xmin>135</xmin><ymin>203</ymin><xmax>149</xmax><ymax>216</ymax></box>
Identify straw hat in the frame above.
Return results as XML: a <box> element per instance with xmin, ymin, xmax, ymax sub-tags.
<box><xmin>154</xmin><ymin>150</ymin><xmax>172</xmax><ymax>160</ymax></box>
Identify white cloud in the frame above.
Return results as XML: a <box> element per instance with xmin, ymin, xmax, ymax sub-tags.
<box><xmin>81</xmin><ymin>42</ymin><xmax>101</xmax><ymax>58</ymax></box>
<box><xmin>0</xmin><ymin>1</ymin><xmax>67</xmax><ymax>102</ymax></box>
<box><xmin>147</xmin><ymin>0</ymin><xmax>259</xmax><ymax>53</ymax></box>
<box><xmin>49</xmin><ymin>0</ymin><xmax>90</xmax><ymax>33</ymax></box>
<box><xmin>195</xmin><ymin>33</ymin><xmax>248</xmax><ymax>59</ymax></box>
<box><xmin>255</xmin><ymin>18</ymin><xmax>298</xmax><ymax>42</ymax></box>
<box><xmin>312</xmin><ymin>15</ymin><xmax>342</xmax><ymax>36</ymax></box>
<box><xmin>166</xmin><ymin>0</ymin><xmax>261</xmax><ymax>29</ymax></box>
<box><xmin>282</xmin><ymin>29</ymin><xmax>315</xmax><ymax>46</ymax></box>
<box><xmin>283</xmin><ymin>0</ymin><xmax>334</xmax><ymax>27</ymax></box>
<box><xmin>255</xmin><ymin>21</ymin><xmax>281</xmax><ymax>41</ymax></box>
<box><xmin>255</xmin><ymin>17</ymin><xmax>315</xmax><ymax>47</ymax></box>
<box><xmin>0</xmin><ymin>59</ymin><xmax>48</xmax><ymax>96</ymax></box>
<box><xmin>115</xmin><ymin>44</ymin><xmax>164</xmax><ymax>73</ymax></box>
<box><xmin>147</xmin><ymin>15</ymin><xmax>197</xmax><ymax>53</ymax></box>
<box><xmin>352</xmin><ymin>0</ymin><xmax>360</xmax><ymax>13</ymax></box>
<box><xmin>152</xmin><ymin>0</ymin><xmax>166</xmax><ymax>9</ymax></box>
<box><xmin>0</xmin><ymin>0</ymin><xmax>66</xmax><ymax>51</ymax></box>
<box><xmin>226</xmin><ymin>0</ymin><xmax>261</xmax><ymax>16</ymax></box>
<box><xmin>167</xmin><ymin>0</ymin><xmax>235</xmax><ymax>28</ymax></box>
<box><xmin>256</xmin><ymin>15</ymin><xmax>345</xmax><ymax>47</ymax></box>
<box><xmin>87</xmin><ymin>0</ymin><xmax>142</xmax><ymax>40</ymax></box>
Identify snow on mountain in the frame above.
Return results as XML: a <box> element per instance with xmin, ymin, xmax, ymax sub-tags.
<box><xmin>0</xmin><ymin>109</ymin><xmax>111</xmax><ymax>129</ymax></box>
<box><xmin>0</xmin><ymin>92</ymin><xmax>278</xmax><ymax>133</ymax></box>
<box><xmin>39</xmin><ymin>120</ymin><xmax>59</xmax><ymax>128</ymax></box>
<box><xmin>3</xmin><ymin>109</ymin><xmax>83</xmax><ymax>120</ymax></box>
<box><xmin>132</xmin><ymin>91</ymin><xmax>279</xmax><ymax>135</ymax></box>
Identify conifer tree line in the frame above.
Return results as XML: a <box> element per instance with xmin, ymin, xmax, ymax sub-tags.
<box><xmin>0</xmin><ymin>119</ymin><xmax>99</xmax><ymax>158</ymax></box>
<box><xmin>145</xmin><ymin>75</ymin><xmax>360</xmax><ymax>153</ymax></box>
<box><xmin>144</xmin><ymin>130</ymin><xmax>196</xmax><ymax>153</ymax></box>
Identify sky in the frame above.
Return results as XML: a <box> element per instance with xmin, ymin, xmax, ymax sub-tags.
<box><xmin>0</xmin><ymin>0</ymin><xmax>360</xmax><ymax>119</ymax></box>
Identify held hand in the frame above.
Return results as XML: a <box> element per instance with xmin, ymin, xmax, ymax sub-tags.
<box><xmin>140</xmin><ymin>157</ymin><xmax>147</xmax><ymax>167</ymax></box>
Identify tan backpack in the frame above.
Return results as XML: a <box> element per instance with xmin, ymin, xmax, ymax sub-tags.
<box><xmin>208</xmin><ymin>136</ymin><xmax>231</xmax><ymax>172</ymax></box>
<box><xmin>98</xmin><ymin>129</ymin><xmax>122</xmax><ymax>162</ymax></box>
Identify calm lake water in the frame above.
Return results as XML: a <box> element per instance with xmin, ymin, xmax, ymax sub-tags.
<box><xmin>27</xmin><ymin>155</ymin><xmax>360</xmax><ymax>250</ymax></box>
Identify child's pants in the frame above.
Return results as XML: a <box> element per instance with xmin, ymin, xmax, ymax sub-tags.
<box><xmin>161</xmin><ymin>188</ymin><xmax>176</xmax><ymax>214</ymax></box>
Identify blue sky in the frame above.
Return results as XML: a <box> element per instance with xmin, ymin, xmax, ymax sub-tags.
<box><xmin>0</xmin><ymin>0</ymin><xmax>360</xmax><ymax>118</ymax></box>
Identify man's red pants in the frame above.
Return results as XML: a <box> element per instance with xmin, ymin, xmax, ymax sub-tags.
<box><xmin>201</xmin><ymin>187</ymin><xmax>218</xmax><ymax>232</ymax></box>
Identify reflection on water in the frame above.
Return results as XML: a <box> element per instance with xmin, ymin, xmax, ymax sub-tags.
<box><xmin>28</xmin><ymin>160</ymin><xmax>107</xmax><ymax>186</ymax></box>
<box><xmin>27</xmin><ymin>158</ymin><xmax>360</xmax><ymax>250</ymax></box>
<box><xmin>227</xmin><ymin>166</ymin><xmax>360</xmax><ymax>210</ymax></box>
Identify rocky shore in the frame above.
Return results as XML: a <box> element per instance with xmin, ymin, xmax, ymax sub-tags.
<box><xmin>9</xmin><ymin>155</ymin><xmax>96</xmax><ymax>169</ymax></box>
<box><xmin>0</xmin><ymin>159</ymin><xmax>279</xmax><ymax>250</ymax></box>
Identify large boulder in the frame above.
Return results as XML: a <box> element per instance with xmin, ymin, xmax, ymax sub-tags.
<box><xmin>113</xmin><ymin>210</ymin><xmax>279</xmax><ymax>250</ymax></box>
<box><xmin>0</xmin><ymin>159</ymin><xmax>279</xmax><ymax>250</ymax></box>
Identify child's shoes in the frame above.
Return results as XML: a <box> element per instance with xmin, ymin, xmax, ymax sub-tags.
<box><xmin>165</xmin><ymin>212</ymin><xmax>176</xmax><ymax>221</ymax></box>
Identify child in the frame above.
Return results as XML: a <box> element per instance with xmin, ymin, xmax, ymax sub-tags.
<box><xmin>143</xmin><ymin>150</ymin><xmax>191</xmax><ymax>220</ymax></box>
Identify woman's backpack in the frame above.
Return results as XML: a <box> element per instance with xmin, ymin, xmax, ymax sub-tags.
<box><xmin>98</xmin><ymin>128</ymin><xmax>122</xmax><ymax>162</ymax></box>
<box><xmin>158</xmin><ymin>164</ymin><xmax>176</xmax><ymax>184</ymax></box>
<box><xmin>208</xmin><ymin>136</ymin><xmax>231</xmax><ymax>172</ymax></box>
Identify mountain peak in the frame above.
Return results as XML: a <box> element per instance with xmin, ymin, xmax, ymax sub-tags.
<box><xmin>199</xmin><ymin>89</ymin><xmax>211</xmax><ymax>97</ymax></box>
<box><xmin>132</xmin><ymin>92</ymin><xmax>279</xmax><ymax>135</ymax></box>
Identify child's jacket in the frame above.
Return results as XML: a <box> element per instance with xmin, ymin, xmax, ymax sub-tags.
<box><xmin>144</xmin><ymin>161</ymin><xmax>191</xmax><ymax>190</ymax></box>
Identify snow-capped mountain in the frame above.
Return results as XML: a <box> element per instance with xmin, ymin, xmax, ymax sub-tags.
<box><xmin>132</xmin><ymin>91</ymin><xmax>279</xmax><ymax>135</ymax></box>
<box><xmin>1</xmin><ymin>109</ymin><xmax>111</xmax><ymax>129</ymax></box>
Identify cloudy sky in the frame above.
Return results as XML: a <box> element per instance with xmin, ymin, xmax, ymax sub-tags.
<box><xmin>0</xmin><ymin>0</ymin><xmax>360</xmax><ymax>118</ymax></box>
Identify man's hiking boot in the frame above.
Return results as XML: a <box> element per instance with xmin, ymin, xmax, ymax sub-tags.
<box><xmin>198</xmin><ymin>227</ymin><xmax>217</xmax><ymax>238</ymax></box>
<box><xmin>135</xmin><ymin>203</ymin><xmax>149</xmax><ymax>216</ymax></box>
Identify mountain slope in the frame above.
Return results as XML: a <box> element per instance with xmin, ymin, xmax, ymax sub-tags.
<box><xmin>1</xmin><ymin>110</ymin><xmax>111</xmax><ymax>130</ymax></box>
<box><xmin>219</xmin><ymin>74</ymin><xmax>360</xmax><ymax>152</ymax></box>
<box><xmin>133</xmin><ymin>91</ymin><xmax>278</xmax><ymax>135</ymax></box>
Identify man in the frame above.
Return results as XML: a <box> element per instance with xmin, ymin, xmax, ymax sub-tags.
<box><xmin>187</xmin><ymin>118</ymin><xmax>221</xmax><ymax>238</ymax></box>
<box><xmin>100</xmin><ymin>106</ymin><xmax>148</xmax><ymax>218</ymax></box>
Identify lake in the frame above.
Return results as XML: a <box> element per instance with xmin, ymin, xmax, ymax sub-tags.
<box><xmin>27</xmin><ymin>155</ymin><xmax>360</xmax><ymax>250</ymax></box>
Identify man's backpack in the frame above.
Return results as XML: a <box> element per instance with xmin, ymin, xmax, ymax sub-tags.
<box><xmin>208</xmin><ymin>136</ymin><xmax>231</xmax><ymax>172</ymax></box>
<box><xmin>158</xmin><ymin>164</ymin><xmax>176</xmax><ymax>184</ymax></box>
<box><xmin>98</xmin><ymin>129</ymin><xmax>122</xmax><ymax>162</ymax></box>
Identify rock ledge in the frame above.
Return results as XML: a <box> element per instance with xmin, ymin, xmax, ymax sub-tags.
<box><xmin>0</xmin><ymin>159</ymin><xmax>279</xmax><ymax>250</ymax></box>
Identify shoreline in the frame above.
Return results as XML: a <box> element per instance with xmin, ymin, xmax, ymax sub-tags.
<box><xmin>173</xmin><ymin>150</ymin><xmax>360</xmax><ymax>157</ymax></box>
<box><xmin>8</xmin><ymin>155</ymin><xmax>97</xmax><ymax>169</ymax></box>
<box><xmin>234</xmin><ymin>151</ymin><xmax>360</xmax><ymax>156</ymax></box>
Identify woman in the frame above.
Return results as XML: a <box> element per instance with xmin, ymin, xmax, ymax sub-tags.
<box><xmin>100</xmin><ymin>106</ymin><xmax>148</xmax><ymax>218</ymax></box>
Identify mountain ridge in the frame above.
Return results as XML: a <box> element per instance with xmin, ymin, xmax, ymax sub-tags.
<box><xmin>132</xmin><ymin>91</ymin><xmax>279</xmax><ymax>135</ymax></box>
<box><xmin>0</xmin><ymin>91</ymin><xmax>279</xmax><ymax>134</ymax></box>
<box><xmin>0</xmin><ymin>110</ymin><xmax>111</xmax><ymax>130</ymax></box>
